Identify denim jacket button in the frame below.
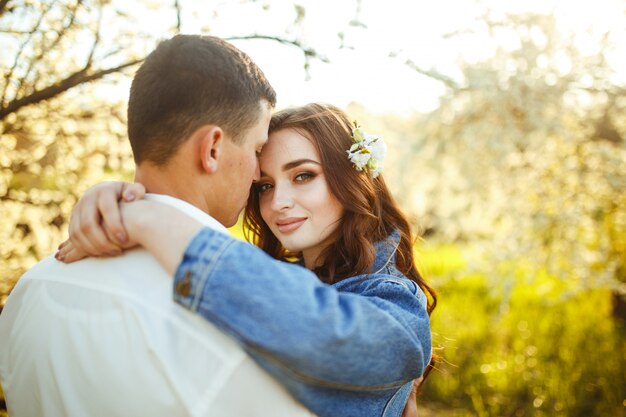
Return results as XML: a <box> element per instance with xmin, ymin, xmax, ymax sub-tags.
<box><xmin>176</xmin><ymin>271</ymin><xmax>193</xmax><ymax>297</ymax></box>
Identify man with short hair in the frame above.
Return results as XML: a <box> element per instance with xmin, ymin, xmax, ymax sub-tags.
<box><xmin>0</xmin><ymin>34</ymin><xmax>423</xmax><ymax>417</ymax></box>
<box><xmin>0</xmin><ymin>35</ymin><xmax>315</xmax><ymax>417</ymax></box>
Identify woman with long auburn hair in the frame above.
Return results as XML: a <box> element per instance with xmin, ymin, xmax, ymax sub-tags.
<box><xmin>59</xmin><ymin>103</ymin><xmax>436</xmax><ymax>417</ymax></box>
<box><xmin>246</xmin><ymin>104</ymin><xmax>436</xmax><ymax>310</ymax></box>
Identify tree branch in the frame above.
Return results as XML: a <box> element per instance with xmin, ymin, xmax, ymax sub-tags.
<box><xmin>404</xmin><ymin>59</ymin><xmax>462</xmax><ymax>90</ymax></box>
<box><xmin>0</xmin><ymin>0</ymin><xmax>10</xmax><ymax>17</ymax></box>
<box><xmin>174</xmin><ymin>0</ymin><xmax>181</xmax><ymax>33</ymax></box>
<box><xmin>0</xmin><ymin>29</ymin><xmax>34</xmax><ymax>34</ymax></box>
<box><xmin>16</xmin><ymin>0</ymin><xmax>84</xmax><ymax>100</ymax></box>
<box><xmin>0</xmin><ymin>33</ymin><xmax>329</xmax><ymax>121</ymax></box>
<box><xmin>85</xmin><ymin>0</ymin><xmax>103</xmax><ymax>67</ymax></box>
<box><xmin>1</xmin><ymin>1</ymin><xmax>54</xmax><ymax>106</ymax></box>
<box><xmin>0</xmin><ymin>59</ymin><xmax>143</xmax><ymax>120</ymax></box>
<box><xmin>225</xmin><ymin>34</ymin><xmax>328</xmax><ymax>63</ymax></box>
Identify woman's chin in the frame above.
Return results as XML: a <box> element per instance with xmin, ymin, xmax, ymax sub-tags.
<box><xmin>278</xmin><ymin>238</ymin><xmax>310</xmax><ymax>255</ymax></box>
<box><xmin>281</xmin><ymin>243</ymin><xmax>302</xmax><ymax>253</ymax></box>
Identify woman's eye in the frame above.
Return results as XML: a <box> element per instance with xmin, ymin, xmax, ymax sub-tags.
<box><xmin>256</xmin><ymin>183</ymin><xmax>273</xmax><ymax>193</ymax></box>
<box><xmin>295</xmin><ymin>172</ymin><xmax>314</xmax><ymax>182</ymax></box>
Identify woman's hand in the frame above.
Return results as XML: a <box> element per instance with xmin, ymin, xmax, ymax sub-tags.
<box><xmin>59</xmin><ymin>197</ymin><xmax>204</xmax><ymax>276</ymax></box>
<box><xmin>57</xmin><ymin>200</ymin><xmax>143</xmax><ymax>262</ymax></box>
<box><xmin>56</xmin><ymin>181</ymin><xmax>146</xmax><ymax>262</ymax></box>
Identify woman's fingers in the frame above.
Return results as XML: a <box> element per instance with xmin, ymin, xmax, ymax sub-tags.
<box><xmin>99</xmin><ymin>182</ymin><xmax>147</xmax><ymax>245</ymax></box>
<box><xmin>55</xmin><ymin>241</ymin><xmax>86</xmax><ymax>263</ymax></box>
<box><xmin>56</xmin><ymin>239</ymin><xmax>121</xmax><ymax>264</ymax></box>
<box><xmin>98</xmin><ymin>186</ymin><xmax>129</xmax><ymax>246</ymax></box>
<box><xmin>75</xmin><ymin>191</ymin><xmax>119</xmax><ymax>254</ymax></box>
<box><xmin>60</xmin><ymin>181</ymin><xmax>146</xmax><ymax>261</ymax></box>
<box><xmin>68</xmin><ymin>184</ymin><xmax>104</xmax><ymax>255</ymax></box>
<box><xmin>68</xmin><ymin>182</ymin><xmax>127</xmax><ymax>256</ymax></box>
<box><xmin>122</xmin><ymin>182</ymin><xmax>146</xmax><ymax>202</ymax></box>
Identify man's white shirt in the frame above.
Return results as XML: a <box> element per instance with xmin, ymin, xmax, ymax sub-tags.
<box><xmin>0</xmin><ymin>194</ymin><xmax>316</xmax><ymax>417</ymax></box>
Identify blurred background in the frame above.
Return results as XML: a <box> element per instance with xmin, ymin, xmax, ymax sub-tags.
<box><xmin>1</xmin><ymin>0</ymin><xmax>625</xmax><ymax>416</ymax></box>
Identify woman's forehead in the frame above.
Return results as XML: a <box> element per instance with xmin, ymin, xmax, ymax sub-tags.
<box><xmin>261</xmin><ymin>129</ymin><xmax>320</xmax><ymax>165</ymax></box>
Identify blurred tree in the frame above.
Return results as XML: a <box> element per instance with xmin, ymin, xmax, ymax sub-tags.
<box><xmin>401</xmin><ymin>12</ymin><xmax>626</xmax><ymax>299</ymax></box>
<box><xmin>0</xmin><ymin>0</ymin><xmax>341</xmax><ymax>309</ymax></box>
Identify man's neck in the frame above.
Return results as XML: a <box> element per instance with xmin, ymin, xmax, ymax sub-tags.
<box><xmin>135</xmin><ymin>164</ymin><xmax>209</xmax><ymax>214</ymax></box>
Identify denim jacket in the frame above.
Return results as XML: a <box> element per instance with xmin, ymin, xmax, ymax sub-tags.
<box><xmin>173</xmin><ymin>229</ymin><xmax>432</xmax><ymax>417</ymax></box>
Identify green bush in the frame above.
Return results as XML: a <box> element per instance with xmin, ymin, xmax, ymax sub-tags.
<box><xmin>418</xmin><ymin>245</ymin><xmax>626</xmax><ymax>417</ymax></box>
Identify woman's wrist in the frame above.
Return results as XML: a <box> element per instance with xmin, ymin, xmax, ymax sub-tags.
<box><xmin>119</xmin><ymin>200</ymin><xmax>157</xmax><ymax>247</ymax></box>
<box><xmin>120</xmin><ymin>200</ymin><xmax>204</xmax><ymax>275</ymax></box>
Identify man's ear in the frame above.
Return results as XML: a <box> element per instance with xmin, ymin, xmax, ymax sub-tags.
<box><xmin>198</xmin><ymin>126</ymin><xmax>224</xmax><ymax>174</ymax></box>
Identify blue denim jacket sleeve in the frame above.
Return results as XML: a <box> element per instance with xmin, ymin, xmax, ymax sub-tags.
<box><xmin>173</xmin><ymin>227</ymin><xmax>431</xmax><ymax>390</ymax></box>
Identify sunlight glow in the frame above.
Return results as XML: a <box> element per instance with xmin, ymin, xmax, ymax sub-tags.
<box><xmin>92</xmin><ymin>0</ymin><xmax>626</xmax><ymax>115</ymax></box>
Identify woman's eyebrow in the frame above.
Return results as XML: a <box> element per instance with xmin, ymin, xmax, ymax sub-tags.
<box><xmin>282</xmin><ymin>159</ymin><xmax>321</xmax><ymax>171</ymax></box>
<box><xmin>259</xmin><ymin>159</ymin><xmax>321</xmax><ymax>177</ymax></box>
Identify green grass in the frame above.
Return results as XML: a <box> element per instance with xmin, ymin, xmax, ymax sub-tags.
<box><xmin>415</xmin><ymin>244</ymin><xmax>626</xmax><ymax>417</ymax></box>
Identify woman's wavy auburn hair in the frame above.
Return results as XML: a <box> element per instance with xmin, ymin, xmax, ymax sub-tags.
<box><xmin>243</xmin><ymin>103</ymin><xmax>438</xmax><ymax>384</ymax></box>
<box><xmin>244</xmin><ymin>103</ymin><xmax>436</xmax><ymax>313</ymax></box>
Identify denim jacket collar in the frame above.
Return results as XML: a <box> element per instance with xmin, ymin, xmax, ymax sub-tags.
<box><xmin>372</xmin><ymin>229</ymin><xmax>401</xmax><ymax>275</ymax></box>
<box><xmin>293</xmin><ymin>229</ymin><xmax>402</xmax><ymax>275</ymax></box>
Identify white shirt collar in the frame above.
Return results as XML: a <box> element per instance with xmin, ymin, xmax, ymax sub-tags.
<box><xmin>143</xmin><ymin>193</ymin><xmax>230</xmax><ymax>235</ymax></box>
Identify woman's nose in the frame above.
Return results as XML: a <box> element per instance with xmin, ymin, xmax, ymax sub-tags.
<box><xmin>271</xmin><ymin>185</ymin><xmax>294</xmax><ymax>212</ymax></box>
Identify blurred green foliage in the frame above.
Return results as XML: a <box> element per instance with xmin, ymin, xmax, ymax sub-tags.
<box><xmin>417</xmin><ymin>244</ymin><xmax>626</xmax><ymax>417</ymax></box>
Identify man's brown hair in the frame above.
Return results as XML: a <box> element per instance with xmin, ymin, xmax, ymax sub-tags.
<box><xmin>128</xmin><ymin>35</ymin><xmax>276</xmax><ymax>165</ymax></box>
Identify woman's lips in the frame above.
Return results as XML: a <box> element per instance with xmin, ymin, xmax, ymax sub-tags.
<box><xmin>276</xmin><ymin>217</ymin><xmax>307</xmax><ymax>234</ymax></box>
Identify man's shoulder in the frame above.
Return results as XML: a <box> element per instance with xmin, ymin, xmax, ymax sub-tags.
<box><xmin>9</xmin><ymin>248</ymin><xmax>233</xmax><ymax>344</ymax></box>
<box><xmin>19</xmin><ymin>248</ymin><xmax>171</xmax><ymax>300</ymax></box>
<box><xmin>25</xmin><ymin>247</ymin><xmax>161</xmax><ymax>277</ymax></box>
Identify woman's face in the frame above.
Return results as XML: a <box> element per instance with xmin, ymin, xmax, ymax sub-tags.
<box><xmin>257</xmin><ymin>128</ymin><xmax>344</xmax><ymax>268</ymax></box>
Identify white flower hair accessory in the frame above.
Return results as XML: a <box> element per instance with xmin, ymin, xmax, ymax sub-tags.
<box><xmin>346</xmin><ymin>123</ymin><xmax>387</xmax><ymax>178</ymax></box>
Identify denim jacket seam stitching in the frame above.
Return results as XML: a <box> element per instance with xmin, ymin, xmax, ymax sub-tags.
<box><xmin>373</xmin><ymin>240</ymin><xmax>399</xmax><ymax>275</ymax></box>
<box><xmin>246</xmin><ymin>344</ymin><xmax>409</xmax><ymax>391</ymax></box>
<box><xmin>174</xmin><ymin>229</ymin><xmax>213</xmax><ymax>308</ymax></box>
<box><xmin>186</xmin><ymin>235</ymin><xmax>236</xmax><ymax>311</ymax></box>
